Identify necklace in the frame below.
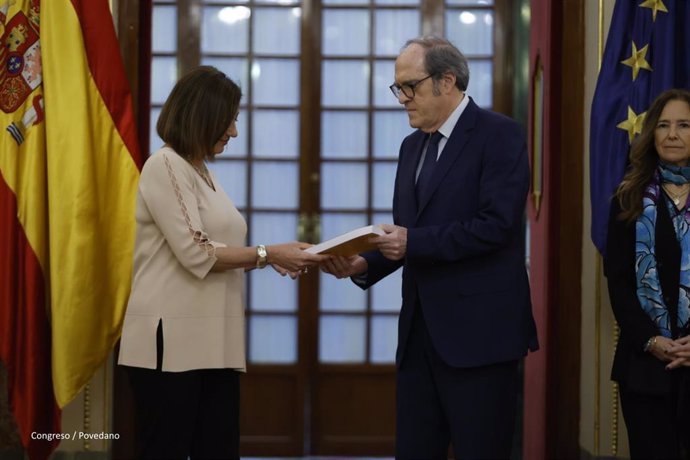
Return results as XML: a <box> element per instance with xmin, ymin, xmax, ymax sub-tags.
<box><xmin>662</xmin><ymin>183</ymin><xmax>690</xmax><ymax>206</ymax></box>
<box><xmin>191</xmin><ymin>162</ymin><xmax>215</xmax><ymax>191</ymax></box>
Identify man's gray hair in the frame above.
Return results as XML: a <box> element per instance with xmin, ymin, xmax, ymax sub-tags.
<box><xmin>403</xmin><ymin>36</ymin><xmax>469</xmax><ymax>92</ymax></box>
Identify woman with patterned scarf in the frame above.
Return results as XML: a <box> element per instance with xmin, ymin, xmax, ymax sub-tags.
<box><xmin>605</xmin><ymin>88</ymin><xmax>690</xmax><ymax>460</ymax></box>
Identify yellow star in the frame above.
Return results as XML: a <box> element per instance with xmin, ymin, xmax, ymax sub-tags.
<box><xmin>620</xmin><ymin>41</ymin><xmax>652</xmax><ymax>81</ymax></box>
<box><xmin>617</xmin><ymin>107</ymin><xmax>646</xmax><ymax>144</ymax></box>
<box><xmin>639</xmin><ymin>0</ymin><xmax>668</xmax><ymax>22</ymax></box>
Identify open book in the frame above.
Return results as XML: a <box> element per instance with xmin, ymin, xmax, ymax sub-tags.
<box><xmin>305</xmin><ymin>225</ymin><xmax>385</xmax><ymax>256</ymax></box>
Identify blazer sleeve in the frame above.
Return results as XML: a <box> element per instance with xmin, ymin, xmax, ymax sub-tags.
<box><xmin>406</xmin><ymin>117</ymin><xmax>529</xmax><ymax>261</ymax></box>
<box><xmin>603</xmin><ymin>199</ymin><xmax>658</xmax><ymax>350</ymax></box>
<box><xmin>138</xmin><ymin>151</ymin><xmax>226</xmax><ymax>279</ymax></box>
<box><xmin>350</xmin><ymin>250</ymin><xmax>403</xmax><ymax>290</ymax></box>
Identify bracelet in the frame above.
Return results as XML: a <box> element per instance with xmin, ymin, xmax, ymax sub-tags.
<box><xmin>256</xmin><ymin>244</ymin><xmax>268</xmax><ymax>269</ymax></box>
<box><xmin>643</xmin><ymin>336</ymin><xmax>657</xmax><ymax>352</ymax></box>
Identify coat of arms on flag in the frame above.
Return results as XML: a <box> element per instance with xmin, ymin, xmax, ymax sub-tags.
<box><xmin>1</xmin><ymin>0</ymin><xmax>43</xmax><ymax>145</ymax></box>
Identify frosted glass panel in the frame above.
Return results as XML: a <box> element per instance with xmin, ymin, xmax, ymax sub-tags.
<box><xmin>372</xmin><ymin>162</ymin><xmax>396</xmax><ymax>209</ymax></box>
<box><xmin>319</xmin><ymin>275</ymin><xmax>366</xmax><ymax>312</ymax></box>
<box><xmin>321</xmin><ymin>213</ymin><xmax>367</xmax><ymax>240</ymax></box>
<box><xmin>250</xmin><ymin>212</ymin><xmax>298</xmax><ymax>245</ymax></box>
<box><xmin>373</xmin><ymin>212</ymin><xmax>393</xmax><ymax>226</ymax></box>
<box><xmin>447</xmin><ymin>0</ymin><xmax>493</xmax><ymax>5</ymax></box>
<box><xmin>375</xmin><ymin>0</ymin><xmax>419</xmax><ymax>5</ymax></box>
<box><xmin>252</xmin><ymin>59</ymin><xmax>300</xmax><ymax>106</ymax></box>
<box><xmin>321</xmin><ymin>162</ymin><xmax>368</xmax><ymax>209</ymax></box>
<box><xmin>152</xmin><ymin>6</ymin><xmax>176</xmax><ymax>53</ymax></box>
<box><xmin>373</xmin><ymin>111</ymin><xmax>412</xmax><ymax>158</ymax></box>
<box><xmin>151</xmin><ymin>57</ymin><xmax>177</xmax><ymax>105</ymax></box>
<box><xmin>324</xmin><ymin>0</ymin><xmax>367</xmax><ymax>5</ymax></box>
<box><xmin>252</xmin><ymin>110</ymin><xmax>299</xmax><ymax>158</ymax></box>
<box><xmin>253</xmin><ymin>8</ymin><xmax>301</xmax><ymax>55</ymax></box>
<box><xmin>252</xmin><ymin>162</ymin><xmax>298</xmax><ymax>208</ymax></box>
<box><xmin>374</xmin><ymin>10</ymin><xmax>420</xmax><ymax>56</ymax></box>
<box><xmin>202</xmin><ymin>6</ymin><xmax>250</xmax><ymax>54</ymax></box>
<box><xmin>373</xmin><ymin>61</ymin><xmax>398</xmax><ymax>108</ymax></box>
<box><xmin>370</xmin><ymin>316</ymin><xmax>397</xmax><ymax>363</ymax></box>
<box><xmin>322</xmin><ymin>10</ymin><xmax>370</xmax><ymax>56</ymax></box>
<box><xmin>149</xmin><ymin>108</ymin><xmax>163</xmax><ymax>155</ymax></box>
<box><xmin>255</xmin><ymin>0</ymin><xmax>299</xmax><ymax>4</ymax></box>
<box><xmin>371</xmin><ymin>268</ymin><xmax>402</xmax><ymax>312</ymax></box>
<box><xmin>322</xmin><ymin>61</ymin><xmax>369</xmax><ymax>107</ymax></box>
<box><xmin>446</xmin><ymin>10</ymin><xmax>493</xmax><ymax>56</ymax></box>
<box><xmin>250</xmin><ymin>316</ymin><xmax>297</xmax><ymax>364</ymax></box>
<box><xmin>467</xmin><ymin>60</ymin><xmax>493</xmax><ymax>108</ymax></box>
<box><xmin>321</xmin><ymin>111</ymin><xmax>368</xmax><ymax>159</ymax></box>
<box><xmin>208</xmin><ymin>161</ymin><xmax>247</xmax><ymax>208</ymax></box>
<box><xmin>250</xmin><ymin>263</ymin><xmax>298</xmax><ymax>312</ymax></box>
<box><xmin>319</xmin><ymin>316</ymin><xmax>366</xmax><ymax>363</ymax></box>
<box><xmin>201</xmin><ymin>57</ymin><xmax>249</xmax><ymax>91</ymax></box>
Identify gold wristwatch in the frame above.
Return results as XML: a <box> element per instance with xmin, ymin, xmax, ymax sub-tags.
<box><xmin>256</xmin><ymin>244</ymin><xmax>268</xmax><ymax>268</ymax></box>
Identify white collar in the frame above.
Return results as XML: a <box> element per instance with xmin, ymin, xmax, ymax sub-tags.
<box><xmin>437</xmin><ymin>93</ymin><xmax>469</xmax><ymax>140</ymax></box>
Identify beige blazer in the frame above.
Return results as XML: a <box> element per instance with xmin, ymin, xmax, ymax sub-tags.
<box><xmin>118</xmin><ymin>147</ymin><xmax>247</xmax><ymax>372</ymax></box>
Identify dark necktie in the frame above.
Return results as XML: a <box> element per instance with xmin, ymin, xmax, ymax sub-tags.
<box><xmin>416</xmin><ymin>131</ymin><xmax>443</xmax><ymax>203</ymax></box>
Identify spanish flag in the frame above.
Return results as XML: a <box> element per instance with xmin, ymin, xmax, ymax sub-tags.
<box><xmin>0</xmin><ymin>0</ymin><xmax>142</xmax><ymax>458</ymax></box>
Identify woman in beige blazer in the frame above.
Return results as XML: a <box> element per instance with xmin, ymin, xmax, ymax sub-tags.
<box><xmin>118</xmin><ymin>66</ymin><xmax>326</xmax><ymax>459</ymax></box>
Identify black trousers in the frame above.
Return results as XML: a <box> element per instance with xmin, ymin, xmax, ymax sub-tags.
<box><xmin>619</xmin><ymin>385</ymin><xmax>689</xmax><ymax>460</ymax></box>
<box><xmin>396</xmin><ymin>305</ymin><xmax>519</xmax><ymax>460</ymax></box>
<box><xmin>125</xmin><ymin>322</ymin><xmax>240</xmax><ymax>460</ymax></box>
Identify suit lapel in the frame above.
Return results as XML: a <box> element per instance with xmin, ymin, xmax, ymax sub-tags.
<box><xmin>416</xmin><ymin>98</ymin><xmax>479</xmax><ymax>218</ymax></box>
<box><xmin>398</xmin><ymin>132</ymin><xmax>427</xmax><ymax>226</ymax></box>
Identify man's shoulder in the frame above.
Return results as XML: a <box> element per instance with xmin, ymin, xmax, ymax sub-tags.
<box><xmin>475</xmin><ymin>105</ymin><xmax>521</xmax><ymax>127</ymax></box>
<box><xmin>472</xmin><ymin>107</ymin><xmax>524</xmax><ymax>141</ymax></box>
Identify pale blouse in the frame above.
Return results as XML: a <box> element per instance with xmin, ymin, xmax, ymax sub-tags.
<box><xmin>118</xmin><ymin>147</ymin><xmax>247</xmax><ymax>372</ymax></box>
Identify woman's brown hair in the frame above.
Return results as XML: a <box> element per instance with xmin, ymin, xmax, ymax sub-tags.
<box><xmin>615</xmin><ymin>88</ymin><xmax>690</xmax><ymax>222</ymax></box>
<box><xmin>156</xmin><ymin>66</ymin><xmax>242</xmax><ymax>162</ymax></box>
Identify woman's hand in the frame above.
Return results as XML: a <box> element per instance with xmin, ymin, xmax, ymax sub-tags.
<box><xmin>270</xmin><ymin>263</ymin><xmax>300</xmax><ymax>279</ymax></box>
<box><xmin>665</xmin><ymin>335</ymin><xmax>690</xmax><ymax>369</ymax></box>
<box><xmin>321</xmin><ymin>255</ymin><xmax>367</xmax><ymax>279</ymax></box>
<box><xmin>648</xmin><ymin>335</ymin><xmax>677</xmax><ymax>363</ymax></box>
<box><xmin>266</xmin><ymin>242</ymin><xmax>330</xmax><ymax>273</ymax></box>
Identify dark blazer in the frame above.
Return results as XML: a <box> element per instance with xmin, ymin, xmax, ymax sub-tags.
<box><xmin>359</xmin><ymin>97</ymin><xmax>538</xmax><ymax>368</ymax></box>
<box><xmin>605</xmin><ymin>193</ymin><xmax>682</xmax><ymax>394</ymax></box>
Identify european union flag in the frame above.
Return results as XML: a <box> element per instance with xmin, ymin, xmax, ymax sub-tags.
<box><xmin>589</xmin><ymin>0</ymin><xmax>690</xmax><ymax>255</ymax></box>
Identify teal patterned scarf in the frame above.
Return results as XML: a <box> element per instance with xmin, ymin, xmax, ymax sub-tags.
<box><xmin>635</xmin><ymin>162</ymin><xmax>690</xmax><ymax>338</ymax></box>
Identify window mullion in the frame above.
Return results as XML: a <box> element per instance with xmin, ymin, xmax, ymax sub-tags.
<box><xmin>178</xmin><ymin>0</ymin><xmax>201</xmax><ymax>74</ymax></box>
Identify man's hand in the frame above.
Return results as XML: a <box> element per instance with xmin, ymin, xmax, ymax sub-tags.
<box><xmin>371</xmin><ymin>223</ymin><xmax>407</xmax><ymax>261</ymax></box>
<box><xmin>321</xmin><ymin>255</ymin><xmax>368</xmax><ymax>279</ymax></box>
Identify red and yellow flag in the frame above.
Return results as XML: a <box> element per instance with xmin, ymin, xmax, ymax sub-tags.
<box><xmin>0</xmin><ymin>0</ymin><xmax>142</xmax><ymax>458</ymax></box>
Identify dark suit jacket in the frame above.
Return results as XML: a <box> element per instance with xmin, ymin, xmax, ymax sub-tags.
<box><xmin>604</xmin><ymin>194</ymin><xmax>682</xmax><ymax>394</ymax></box>
<box><xmin>358</xmin><ymin>97</ymin><xmax>538</xmax><ymax>368</ymax></box>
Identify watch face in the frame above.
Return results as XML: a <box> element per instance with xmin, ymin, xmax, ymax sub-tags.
<box><xmin>258</xmin><ymin>246</ymin><xmax>267</xmax><ymax>258</ymax></box>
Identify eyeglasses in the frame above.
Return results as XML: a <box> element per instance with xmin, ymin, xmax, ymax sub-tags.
<box><xmin>389</xmin><ymin>74</ymin><xmax>435</xmax><ymax>99</ymax></box>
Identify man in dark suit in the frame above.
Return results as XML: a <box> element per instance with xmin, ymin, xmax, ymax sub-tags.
<box><xmin>322</xmin><ymin>36</ymin><xmax>538</xmax><ymax>459</ymax></box>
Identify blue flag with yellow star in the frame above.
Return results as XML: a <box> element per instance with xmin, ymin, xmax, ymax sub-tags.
<box><xmin>590</xmin><ymin>0</ymin><xmax>690</xmax><ymax>254</ymax></box>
